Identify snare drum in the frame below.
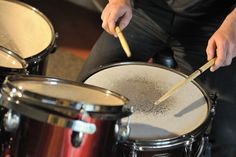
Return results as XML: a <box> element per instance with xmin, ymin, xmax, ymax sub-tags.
<box><xmin>0</xmin><ymin>0</ymin><xmax>56</xmax><ymax>81</ymax></box>
<box><xmin>84</xmin><ymin>62</ymin><xmax>214</xmax><ymax>157</ymax></box>
<box><xmin>0</xmin><ymin>75</ymin><xmax>131</xmax><ymax>157</ymax></box>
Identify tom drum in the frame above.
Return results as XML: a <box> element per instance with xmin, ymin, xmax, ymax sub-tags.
<box><xmin>0</xmin><ymin>75</ymin><xmax>131</xmax><ymax>157</ymax></box>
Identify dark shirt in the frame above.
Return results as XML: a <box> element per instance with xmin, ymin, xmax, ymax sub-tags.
<box><xmin>134</xmin><ymin>0</ymin><xmax>236</xmax><ymax>33</ymax></box>
<box><xmin>134</xmin><ymin>0</ymin><xmax>235</xmax><ymax>16</ymax></box>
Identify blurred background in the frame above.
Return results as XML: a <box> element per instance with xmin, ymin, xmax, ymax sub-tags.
<box><xmin>20</xmin><ymin>0</ymin><xmax>106</xmax><ymax>81</ymax></box>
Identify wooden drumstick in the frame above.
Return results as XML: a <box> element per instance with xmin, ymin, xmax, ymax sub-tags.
<box><xmin>154</xmin><ymin>58</ymin><xmax>216</xmax><ymax>105</ymax></box>
<box><xmin>115</xmin><ymin>26</ymin><xmax>132</xmax><ymax>57</ymax></box>
<box><xmin>93</xmin><ymin>0</ymin><xmax>131</xmax><ymax>58</ymax></box>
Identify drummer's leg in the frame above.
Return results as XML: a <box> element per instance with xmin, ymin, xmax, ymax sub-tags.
<box><xmin>77</xmin><ymin>9</ymin><xmax>170</xmax><ymax>82</ymax></box>
<box><xmin>172</xmin><ymin>14</ymin><xmax>236</xmax><ymax>157</ymax></box>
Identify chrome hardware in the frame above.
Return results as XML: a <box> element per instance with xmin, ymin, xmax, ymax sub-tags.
<box><xmin>3</xmin><ymin>110</ymin><xmax>20</xmax><ymax>132</ymax></box>
<box><xmin>129</xmin><ymin>146</ymin><xmax>137</xmax><ymax>157</ymax></box>
<box><xmin>115</xmin><ymin>115</ymin><xmax>131</xmax><ymax>142</ymax></box>
<box><xmin>195</xmin><ymin>136</ymin><xmax>206</xmax><ymax>157</ymax></box>
<box><xmin>152</xmin><ymin>154</ymin><xmax>169</xmax><ymax>157</ymax></box>
<box><xmin>9</xmin><ymin>88</ymin><xmax>23</xmax><ymax>98</ymax></box>
<box><xmin>210</xmin><ymin>107</ymin><xmax>216</xmax><ymax>116</ymax></box>
<box><xmin>74</xmin><ymin>108</ymin><xmax>95</xmax><ymax>134</ymax></box>
<box><xmin>70</xmin><ymin>119</ymin><xmax>96</xmax><ymax>134</ymax></box>
<box><xmin>202</xmin><ymin>136</ymin><xmax>212</xmax><ymax>157</ymax></box>
<box><xmin>70</xmin><ymin>108</ymin><xmax>96</xmax><ymax>134</ymax></box>
<box><xmin>185</xmin><ymin>136</ymin><xmax>194</xmax><ymax>157</ymax></box>
<box><xmin>55</xmin><ymin>32</ymin><xmax>59</xmax><ymax>39</ymax></box>
<box><xmin>49</xmin><ymin>32</ymin><xmax>58</xmax><ymax>54</ymax></box>
<box><xmin>71</xmin><ymin>108</ymin><xmax>95</xmax><ymax>147</ymax></box>
<box><xmin>71</xmin><ymin>131</ymin><xmax>84</xmax><ymax>148</ymax></box>
<box><xmin>209</xmin><ymin>92</ymin><xmax>218</xmax><ymax>116</ymax></box>
<box><xmin>24</xmin><ymin>69</ymin><xmax>30</xmax><ymax>75</ymax></box>
<box><xmin>115</xmin><ymin>106</ymin><xmax>132</xmax><ymax>143</ymax></box>
<box><xmin>0</xmin><ymin>45</ymin><xmax>28</xmax><ymax>69</ymax></box>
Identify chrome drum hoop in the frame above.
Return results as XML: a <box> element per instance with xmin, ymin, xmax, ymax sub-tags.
<box><xmin>2</xmin><ymin>75</ymin><xmax>131</xmax><ymax>120</ymax></box>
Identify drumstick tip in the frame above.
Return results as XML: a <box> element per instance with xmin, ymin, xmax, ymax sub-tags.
<box><xmin>125</xmin><ymin>49</ymin><xmax>132</xmax><ymax>57</ymax></box>
<box><xmin>115</xmin><ymin>26</ymin><xmax>132</xmax><ymax>58</ymax></box>
<box><xmin>154</xmin><ymin>100</ymin><xmax>161</xmax><ymax>105</ymax></box>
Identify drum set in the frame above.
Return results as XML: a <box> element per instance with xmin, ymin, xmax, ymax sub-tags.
<box><xmin>0</xmin><ymin>1</ymin><xmax>216</xmax><ymax>157</ymax></box>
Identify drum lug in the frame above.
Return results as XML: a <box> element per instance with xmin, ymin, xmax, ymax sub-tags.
<box><xmin>128</xmin><ymin>143</ymin><xmax>138</xmax><ymax>157</ymax></box>
<box><xmin>55</xmin><ymin>32</ymin><xmax>59</xmax><ymax>39</ymax></box>
<box><xmin>129</xmin><ymin>149</ymin><xmax>137</xmax><ymax>157</ymax></box>
<box><xmin>50</xmin><ymin>43</ymin><xmax>57</xmax><ymax>54</ymax></box>
<box><xmin>115</xmin><ymin>116</ymin><xmax>131</xmax><ymax>142</ymax></box>
<box><xmin>24</xmin><ymin>69</ymin><xmax>30</xmax><ymax>75</ymax></box>
<box><xmin>9</xmin><ymin>87</ymin><xmax>23</xmax><ymax>98</ymax></box>
<box><xmin>184</xmin><ymin>136</ymin><xmax>194</xmax><ymax>157</ymax></box>
<box><xmin>3</xmin><ymin>109</ymin><xmax>20</xmax><ymax>132</ymax></box>
<box><xmin>70</xmin><ymin>108</ymin><xmax>94</xmax><ymax>148</ymax></box>
<box><xmin>209</xmin><ymin>92</ymin><xmax>218</xmax><ymax>115</ymax></box>
<box><xmin>50</xmin><ymin>32</ymin><xmax>58</xmax><ymax>54</ymax></box>
<box><xmin>210</xmin><ymin>107</ymin><xmax>216</xmax><ymax>116</ymax></box>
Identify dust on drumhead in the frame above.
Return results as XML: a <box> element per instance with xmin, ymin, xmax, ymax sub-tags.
<box><xmin>112</xmin><ymin>75</ymin><xmax>176</xmax><ymax>117</ymax></box>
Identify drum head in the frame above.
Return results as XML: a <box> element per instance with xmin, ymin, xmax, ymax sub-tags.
<box><xmin>84</xmin><ymin>63</ymin><xmax>210</xmax><ymax>140</ymax></box>
<box><xmin>0</xmin><ymin>1</ymin><xmax>54</xmax><ymax>61</ymax></box>
<box><xmin>12</xmin><ymin>78</ymin><xmax>126</xmax><ymax>106</ymax></box>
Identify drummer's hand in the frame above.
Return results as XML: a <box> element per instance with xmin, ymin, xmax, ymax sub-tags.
<box><xmin>101</xmin><ymin>0</ymin><xmax>132</xmax><ymax>36</ymax></box>
<box><xmin>206</xmin><ymin>8</ymin><xmax>236</xmax><ymax>72</ymax></box>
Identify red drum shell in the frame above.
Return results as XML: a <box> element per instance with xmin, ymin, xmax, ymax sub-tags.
<box><xmin>0</xmin><ymin>75</ymin><xmax>130</xmax><ymax>157</ymax></box>
<box><xmin>9</xmin><ymin>115</ymin><xmax>116</xmax><ymax>157</ymax></box>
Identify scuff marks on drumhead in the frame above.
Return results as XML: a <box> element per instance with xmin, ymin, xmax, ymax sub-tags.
<box><xmin>113</xmin><ymin>75</ymin><xmax>176</xmax><ymax>117</ymax></box>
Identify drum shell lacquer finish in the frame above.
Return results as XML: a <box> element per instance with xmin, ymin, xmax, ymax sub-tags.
<box><xmin>8</xmin><ymin>115</ymin><xmax>117</xmax><ymax>157</ymax></box>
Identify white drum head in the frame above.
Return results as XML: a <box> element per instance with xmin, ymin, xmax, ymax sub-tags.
<box><xmin>12</xmin><ymin>79</ymin><xmax>125</xmax><ymax>106</ymax></box>
<box><xmin>84</xmin><ymin>63</ymin><xmax>209</xmax><ymax>140</ymax></box>
<box><xmin>0</xmin><ymin>49</ymin><xmax>23</xmax><ymax>69</ymax></box>
<box><xmin>0</xmin><ymin>1</ymin><xmax>53</xmax><ymax>61</ymax></box>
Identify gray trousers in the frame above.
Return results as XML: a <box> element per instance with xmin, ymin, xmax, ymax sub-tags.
<box><xmin>78</xmin><ymin>8</ymin><xmax>236</xmax><ymax>157</ymax></box>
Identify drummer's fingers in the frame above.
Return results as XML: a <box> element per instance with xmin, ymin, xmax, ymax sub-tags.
<box><xmin>211</xmin><ymin>41</ymin><xmax>227</xmax><ymax>71</ymax></box>
<box><xmin>107</xmin><ymin>10</ymin><xmax>120</xmax><ymax>35</ymax></box>
<box><xmin>118</xmin><ymin>10</ymin><xmax>132</xmax><ymax>31</ymax></box>
<box><xmin>101</xmin><ymin>5</ymin><xmax>115</xmax><ymax>35</ymax></box>
<box><xmin>206</xmin><ymin>38</ymin><xmax>216</xmax><ymax>61</ymax></box>
<box><xmin>101</xmin><ymin>6</ymin><xmax>106</xmax><ymax>21</ymax></box>
<box><xmin>101</xmin><ymin>10</ymin><xmax>111</xmax><ymax>34</ymax></box>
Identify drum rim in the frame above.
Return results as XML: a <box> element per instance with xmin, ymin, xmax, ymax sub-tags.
<box><xmin>0</xmin><ymin>45</ymin><xmax>28</xmax><ymax>69</ymax></box>
<box><xmin>0</xmin><ymin>96</ymin><xmax>97</xmax><ymax>134</ymax></box>
<box><xmin>1</xmin><ymin>0</ymin><xmax>57</xmax><ymax>65</ymax></box>
<box><xmin>1</xmin><ymin>75</ymin><xmax>129</xmax><ymax>116</ymax></box>
<box><xmin>83</xmin><ymin>62</ymin><xmax>213</xmax><ymax>148</ymax></box>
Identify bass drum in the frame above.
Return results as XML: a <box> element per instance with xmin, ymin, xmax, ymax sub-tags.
<box><xmin>84</xmin><ymin>62</ymin><xmax>215</xmax><ymax>157</ymax></box>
